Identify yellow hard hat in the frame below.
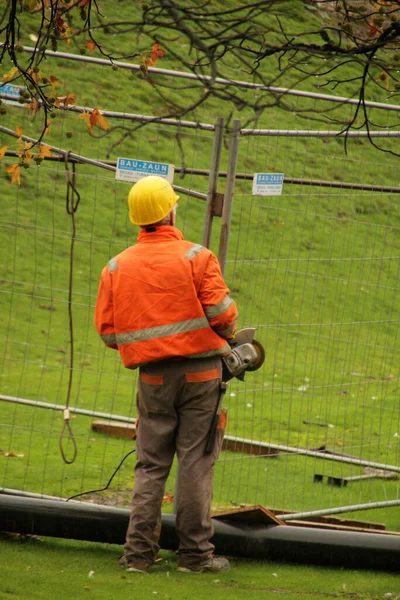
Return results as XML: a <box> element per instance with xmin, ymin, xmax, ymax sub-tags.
<box><xmin>128</xmin><ymin>175</ymin><xmax>179</xmax><ymax>226</ymax></box>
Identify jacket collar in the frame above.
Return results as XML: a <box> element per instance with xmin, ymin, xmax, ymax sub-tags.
<box><xmin>137</xmin><ymin>225</ymin><xmax>184</xmax><ymax>244</ymax></box>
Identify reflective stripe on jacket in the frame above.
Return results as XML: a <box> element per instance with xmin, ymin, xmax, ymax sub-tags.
<box><xmin>94</xmin><ymin>226</ymin><xmax>238</xmax><ymax>369</ymax></box>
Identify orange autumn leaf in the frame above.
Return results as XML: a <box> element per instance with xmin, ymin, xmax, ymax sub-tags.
<box><xmin>0</xmin><ymin>451</ymin><xmax>25</xmax><ymax>457</ymax></box>
<box><xmin>2</xmin><ymin>66</ymin><xmax>18</xmax><ymax>82</ymax></box>
<box><xmin>86</xmin><ymin>39</ymin><xmax>97</xmax><ymax>53</ymax></box>
<box><xmin>376</xmin><ymin>70</ymin><xmax>390</xmax><ymax>90</ymax></box>
<box><xmin>17</xmin><ymin>142</ymin><xmax>33</xmax><ymax>164</ymax></box>
<box><xmin>368</xmin><ymin>19</ymin><xmax>381</xmax><ymax>38</ymax></box>
<box><xmin>55</xmin><ymin>12</ymin><xmax>65</xmax><ymax>31</ymax></box>
<box><xmin>6</xmin><ymin>163</ymin><xmax>21</xmax><ymax>186</ymax></box>
<box><xmin>44</xmin><ymin>118</ymin><xmax>52</xmax><ymax>136</ymax></box>
<box><xmin>90</xmin><ymin>108</ymin><xmax>110</xmax><ymax>131</ymax></box>
<box><xmin>23</xmin><ymin>151</ymin><xmax>32</xmax><ymax>164</ymax></box>
<box><xmin>27</xmin><ymin>68</ymin><xmax>42</xmax><ymax>83</ymax></box>
<box><xmin>150</xmin><ymin>43</ymin><xmax>165</xmax><ymax>63</ymax></box>
<box><xmin>0</xmin><ymin>146</ymin><xmax>7</xmax><ymax>161</ymax></box>
<box><xmin>78</xmin><ymin>109</ymin><xmax>109</xmax><ymax>134</ymax></box>
<box><xmin>383</xmin><ymin>72</ymin><xmax>389</xmax><ymax>91</ymax></box>
<box><xmin>49</xmin><ymin>75</ymin><xmax>62</xmax><ymax>94</ymax></box>
<box><xmin>26</xmin><ymin>97</ymin><xmax>39</xmax><ymax>115</ymax></box>
<box><xmin>38</xmin><ymin>145</ymin><xmax>52</xmax><ymax>158</ymax></box>
<box><xmin>77</xmin><ymin>111</ymin><xmax>92</xmax><ymax>133</ymax></box>
<box><xmin>60</xmin><ymin>30</ymin><xmax>72</xmax><ymax>45</ymax></box>
<box><xmin>15</xmin><ymin>125</ymin><xmax>23</xmax><ymax>138</ymax></box>
<box><xmin>64</xmin><ymin>92</ymin><xmax>76</xmax><ymax>108</ymax></box>
<box><xmin>141</xmin><ymin>43</ymin><xmax>166</xmax><ymax>73</ymax></box>
<box><xmin>55</xmin><ymin>92</ymin><xmax>76</xmax><ymax>109</ymax></box>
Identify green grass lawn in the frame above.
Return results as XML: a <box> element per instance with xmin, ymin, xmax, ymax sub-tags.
<box><xmin>0</xmin><ymin>535</ymin><xmax>399</xmax><ymax>600</ymax></box>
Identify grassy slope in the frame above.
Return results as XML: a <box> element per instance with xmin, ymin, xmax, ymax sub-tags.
<box><xmin>0</xmin><ymin>0</ymin><xmax>399</xmax><ymax>539</ymax></box>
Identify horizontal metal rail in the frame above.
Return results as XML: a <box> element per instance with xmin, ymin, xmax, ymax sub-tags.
<box><xmin>277</xmin><ymin>499</ymin><xmax>400</xmax><ymax>522</ymax></box>
<box><xmin>4</xmin><ymin>149</ymin><xmax>399</xmax><ymax>194</ymax></box>
<box><xmin>223</xmin><ymin>435</ymin><xmax>400</xmax><ymax>473</ymax></box>
<box><xmin>2</xmin><ymin>394</ymin><xmax>398</xmax><ymax>472</ymax></box>
<box><xmin>241</xmin><ymin>129</ymin><xmax>400</xmax><ymax>137</ymax></box>
<box><xmin>67</xmin><ymin>105</ymin><xmax>214</xmax><ymax>130</ymax></box>
<box><xmin>0</xmin><ymin>487</ymin><xmax>73</xmax><ymax>502</ymax></box>
<box><xmin>0</xmin><ymin>125</ymin><xmax>115</xmax><ymax>172</ymax></box>
<box><xmin>237</xmin><ymin>173</ymin><xmax>400</xmax><ymax>194</ymax></box>
<box><xmin>0</xmin><ymin>91</ymin><xmax>215</xmax><ymax>131</ymax></box>
<box><xmin>0</xmin><ymin>126</ymin><xmax>206</xmax><ymax>200</ymax></box>
<box><xmin>0</xmin><ymin>394</ymin><xmax>136</xmax><ymax>424</ymax></box>
<box><xmin>5</xmin><ymin>44</ymin><xmax>400</xmax><ymax>112</ymax></box>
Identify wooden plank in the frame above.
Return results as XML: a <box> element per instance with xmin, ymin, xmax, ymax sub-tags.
<box><xmin>212</xmin><ymin>505</ymin><xmax>285</xmax><ymax>526</ymax></box>
<box><xmin>222</xmin><ymin>438</ymin><xmax>279</xmax><ymax>456</ymax></box>
<box><xmin>91</xmin><ymin>420</ymin><xmax>137</xmax><ymax>439</ymax></box>
<box><xmin>287</xmin><ymin>520</ymin><xmax>400</xmax><ymax>536</ymax></box>
<box><xmin>269</xmin><ymin>508</ymin><xmax>386</xmax><ymax>531</ymax></box>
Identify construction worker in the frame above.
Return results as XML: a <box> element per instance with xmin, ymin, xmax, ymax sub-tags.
<box><xmin>95</xmin><ymin>175</ymin><xmax>238</xmax><ymax>574</ymax></box>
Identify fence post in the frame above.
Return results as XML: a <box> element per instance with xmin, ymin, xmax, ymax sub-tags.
<box><xmin>218</xmin><ymin>119</ymin><xmax>241</xmax><ymax>274</ymax></box>
<box><xmin>202</xmin><ymin>117</ymin><xmax>224</xmax><ymax>248</ymax></box>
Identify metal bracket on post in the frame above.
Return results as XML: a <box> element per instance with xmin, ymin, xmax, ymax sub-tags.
<box><xmin>218</xmin><ymin>120</ymin><xmax>241</xmax><ymax>275</ymax></box>
<box><xmin>211</xmin><ymin>192</ymin><xmax>224</xmax><ymax>217</ymax></box>
<box><xmin>203</xmin><ymin>117</ymin><xmax>224</xmax><ymax>248</ymax></box>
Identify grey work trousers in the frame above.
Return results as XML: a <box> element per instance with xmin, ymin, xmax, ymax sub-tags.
<box><xmin>123</xmin><ymin>356</ymin><xmax>224</xmax><ymax>571</ymax></box>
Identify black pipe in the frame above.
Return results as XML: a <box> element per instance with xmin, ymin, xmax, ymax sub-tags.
<box><xmin>0</xmin><ymin>495</ymin><xmax>399</xmax><ymax>572</ymax></box>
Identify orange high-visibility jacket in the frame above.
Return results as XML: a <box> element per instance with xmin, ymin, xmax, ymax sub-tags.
<box><xmin>94</xmin><ymin>226</ymin><xmax>238</xmax><ymax>369</ymax></box>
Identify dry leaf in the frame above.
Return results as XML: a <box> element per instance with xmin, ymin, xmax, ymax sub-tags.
<box><xmin>78</xmin><ymin>109</ymin><xmax>109</xmax><ymax>134</ymax></box>
<box><xmin>0</xmin><ymin>146</ymin><xmax>7</xmax><ymax>161</ymax></box>
<box><xmin>56</xmin><ymin>92</ymin><xmax>76</xmax><ymax>109</ymax></box>
<box><xmin>90</xmin><ymin>108</ymin><xmax>109</xmax><ymax>131</ymax></box>
<box><xmin>26</xmin><ymin>98</ymin><xmax>39</xmax><ymax>115</ymax></box>
<box><xmin>162</xmin><ymin>494</ymin><xmax>174</xmax><ymax>503</ymax></box>
<box><xmin>27</xmin><ymin>68</ymin><xmax>42</xmax><ymax>83</ymax></box>
<box><xmin>44</xmin><ymin>118</ymin><xmax>52</xmax><ymax>137</ymax></box>
<box><xmin>15</xmin><ymin>125</ymin><xmax>23</xmax><ymax>138</ymax></box>
<box><xmin>1</xmin><ymin>451</ymin><xmax>25</xmax><ymax>457</ymax></box>
<box><xmin>5</xmin><ymin>163</ymin><xmax>21</xmax><ymax>186</ymax></box>
<box><xmin>39</xmin><ymin>303</ymin><xmax>56</xmax><ymax>311</ymax></box>
<box><xmin>38</xmin><ymin>145</ymin><xmax>52</xmax><ymax>158</ymax></box>
<box><xmin>150</xmin><ymin>43</ymin><xmax>165</xmax><ymax>63</ymax></box>
<box><xmin>49</xmin><ymin>75</ymin><xmax>62</xmax><ymax>94</ymax></box>
<box><xmin>2</xmin><ymin>67</ymin><xmax>18</xmax><ymax>82</ymax></box>
<box><xmin>60</xmin><ymin>30</ymin><xmax>72</xmax><ymax>45</ymax></box>
<box><xmin>85</xmin><ymin>40</ymin><xmax>97</xmax><ymax>53</ymax></box>
<box><xmin>368</xmin><ymin>19</ymin><xmax>381</xmax><ymax>38</ymax></box>
<box><xmin>77</xmin><ymin>111</ymin><xmax>92</xmax><ymax>133</ymax></box>
<box><xmin>63</xmin><ymin>92</ymin><xmax>76</xmax><ymax>108</ymax></box>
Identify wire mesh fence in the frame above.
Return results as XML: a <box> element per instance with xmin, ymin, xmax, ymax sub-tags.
<box><xmin>0</xmin><ymin>87</ymin><xmax>399</xmax><ymax>529</ymax></box>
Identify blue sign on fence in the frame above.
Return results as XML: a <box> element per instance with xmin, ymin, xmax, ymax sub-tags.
<box><xmin>252</xmin><ymin>173</ymin><xmax>284</xmax><ymax>196</ymax></box>
<box><xmin>116</xmin><ymin>158</ymin><xmax>174</xmax><ymax>183</ymax></box>
<box><xmin>0</xmin><ymin>83</ymin><xmax>25</xmax><ymax>99</ymax></box>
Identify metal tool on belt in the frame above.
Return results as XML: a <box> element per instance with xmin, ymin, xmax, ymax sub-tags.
<box><xmin>205</xmin><ymin>328</ymin><xmax>265</xmax><ymax>454</ymax></box>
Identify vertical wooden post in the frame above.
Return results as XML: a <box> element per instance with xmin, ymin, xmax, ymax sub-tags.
<box><xmin>202</xmin><ymin>117</ymin><xmax>224</xmax><ymax>248</ymax></box>
<box><xmin>218</xmin><ymin>120</ymin><xmax>241</xmax><ymax>274</ymax></box>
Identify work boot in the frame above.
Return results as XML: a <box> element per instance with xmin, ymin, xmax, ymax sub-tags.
<box><xmin>118</xmin><ymin>555</ymin><xmax>149</xmax><ymax>574</ymax></box>
<box><xmin>177</xmin><ymin>556</ymin><xmax>230</xmax><ymax>573</ymax></box>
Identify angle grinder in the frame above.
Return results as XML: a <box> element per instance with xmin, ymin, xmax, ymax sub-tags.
<box><xmin>222</xmin><ymin>327</ymin><xmax>265</xmax><ymax>382</ymax></box>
